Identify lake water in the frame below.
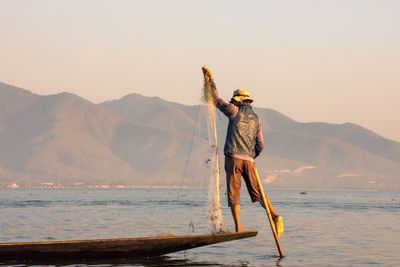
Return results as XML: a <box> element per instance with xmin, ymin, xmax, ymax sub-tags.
<box><xmin>0</xmin><ymin>188</ymin><xmax>399</xmax><ymax>266</ymax></box>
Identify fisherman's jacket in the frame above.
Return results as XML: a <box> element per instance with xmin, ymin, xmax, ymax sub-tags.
<box><xmin>224</xmin><ymin>104</ymin><xmax>259</xmax><ymax>159</ymax></box>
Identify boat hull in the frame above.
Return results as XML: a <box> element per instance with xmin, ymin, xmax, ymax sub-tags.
<box><xmin>0</xmin><ymin>231</ymin><xmax>257</xmax><ymax>260</ymax></box>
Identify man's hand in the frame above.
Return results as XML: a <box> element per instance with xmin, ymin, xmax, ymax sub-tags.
<box><xmin>202</xmin><ymin>65</ymin><xmax>213</xmax><ymax>79</ymax></box>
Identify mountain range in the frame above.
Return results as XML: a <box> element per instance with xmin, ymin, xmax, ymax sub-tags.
<box><xmin>1</xmin><ymin>81</ymin><xmax>399</xmax><ymax>191</ymax></box>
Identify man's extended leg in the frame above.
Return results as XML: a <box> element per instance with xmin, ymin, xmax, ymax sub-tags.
<box><xmin>230</xmin><ymin>204</ymin><xmax>243</xmax><ymax>233</ymax></box>
<box><xmin>262</xmin><ymin>194</ymin><xmax>284</xmax><ymax>237</ymax></box>
<box><xmin>243</xmin><ymin>161</ymin><xmax>284</xmax><ymax>237</ymax></box>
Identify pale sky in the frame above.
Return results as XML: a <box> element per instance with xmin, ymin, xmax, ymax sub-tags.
<box><xmin>1</xmin><ymin>0</ymin><xmax>399</xmax><ymax>142</ymax></box>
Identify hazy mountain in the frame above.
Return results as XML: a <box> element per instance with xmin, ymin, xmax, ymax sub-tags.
<box><xmin>0</xmin><ymin>83</ymin><xmax>141</xmax><ymax>186</ymax></box>
<box><xmin>1</xmin><ymin>82</ymin><xmax>399</xmax><ymax>190</ymax></box>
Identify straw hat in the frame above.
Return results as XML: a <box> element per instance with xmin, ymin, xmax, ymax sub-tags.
<box><xmin>231</xmin><ymin>89</ymin><xmax>253</xmax><ymax>103</ymax></box>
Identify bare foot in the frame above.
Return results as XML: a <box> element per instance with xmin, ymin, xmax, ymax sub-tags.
<box><xmin>236</xmin><ymin>225</ymin><xmax>243</xmax><ymax>233</ymax></box>
<box><xmin>273</xmin><ymin>215</ymin><xmax>284</xmax><ymax>237</ymax></box>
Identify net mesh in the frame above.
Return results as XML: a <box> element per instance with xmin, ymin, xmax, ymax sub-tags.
<box><xmin>202</xmin><ymin>74</ymin><xmax>225</xmax><ymax>233</ymax></box>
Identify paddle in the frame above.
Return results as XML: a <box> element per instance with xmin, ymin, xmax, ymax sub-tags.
<box><xmin>255</xmin><ymin>168</ymin><xmax>284</xmax><ymax>258</ymax></box>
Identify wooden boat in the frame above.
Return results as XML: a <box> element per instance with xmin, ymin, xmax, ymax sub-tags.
<box><xmin>0</xmin><ymin>231</ymin><xmax>257</xmax><ymax>261</ymax></box>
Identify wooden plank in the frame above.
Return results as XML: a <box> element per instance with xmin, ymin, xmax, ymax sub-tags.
<box><xmin>0</xmin><ymin>231</ymin><xmax>257</xmax><ymax>260</ymax></box>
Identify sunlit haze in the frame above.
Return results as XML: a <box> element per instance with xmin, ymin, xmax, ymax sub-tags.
<box><xmin>1</xmin><ymin>0</ymin><xmax>399</xmax><ymax>141</ymax></box>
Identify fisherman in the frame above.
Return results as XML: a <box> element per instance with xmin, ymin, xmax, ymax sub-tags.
<box><xmin>202</xmin><ymin>66</ymin><xmax>284</xmax><ymax>236</ymax></box>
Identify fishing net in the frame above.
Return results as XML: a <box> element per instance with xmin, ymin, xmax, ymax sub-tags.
<box><xmin>202</xmin><ymin>73</ymin><xmax>225</xmax><ymax>233</ymax></box>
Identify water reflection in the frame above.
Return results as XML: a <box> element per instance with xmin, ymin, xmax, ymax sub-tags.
<box><xmin>0</xmin><ymin>255</ymin><xmax>224</xmax><ymax>267</ymax></box>
<box><xmin>0</xmin><ymin>255</ymin><xmax>290</xmax><ymax>267</ymax></box>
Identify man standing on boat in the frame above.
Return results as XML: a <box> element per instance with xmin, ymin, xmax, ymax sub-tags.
<box><xmin>202</xmin><ymin>66</ymin><xmax>284</xmax><ymax>236</ymax></box>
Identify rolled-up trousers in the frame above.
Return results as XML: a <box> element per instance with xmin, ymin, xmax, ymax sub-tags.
<box><xmin>224</xmin><ymin>155</ymin><xmax>262</xmax><ymax>207</ymax></box>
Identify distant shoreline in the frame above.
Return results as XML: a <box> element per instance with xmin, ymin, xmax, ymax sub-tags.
<box><xmin>1</xmin><ymin>185</ymin><xmax>398</xmax><ymax>192</ymax></box>
<box><xmin>1</xmin><ymin>184</ymin><xmax>191</xmax><ymax>189</ymax></box>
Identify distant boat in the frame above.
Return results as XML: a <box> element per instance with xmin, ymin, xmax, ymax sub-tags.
<box><xmin>0</xmin><ymin>231</ymin><xmax>257</xmax><ymax>261</ymax></box>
